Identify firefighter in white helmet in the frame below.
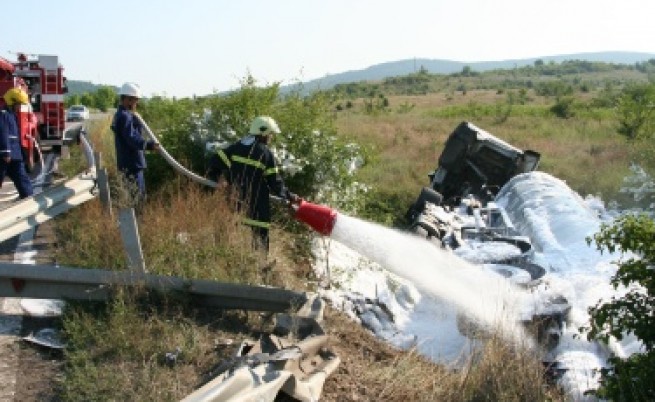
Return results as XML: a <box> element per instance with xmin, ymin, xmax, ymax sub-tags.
<box><xmin>0</xmin><ymin>88</ymin><xmax>34</xmax><ymax>198</ymax></box>
<box><xmin>207</xmin><ymin>116</ymin><xmax>299</xmax><ymax>253</ymax></box>
<box><xmin>111</xmin><ymin>82</ymin><xmax>159</xmax><ymax>204</ymax></box>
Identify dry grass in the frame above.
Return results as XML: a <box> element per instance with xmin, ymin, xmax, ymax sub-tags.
<box><xmin>337</xmin><ymin>89</ymin><xmax>634</xmax><ymax>206</ymax></box>
<box><xmin>54</xmin><ymin>179</ymin><xmax>312</xmax><ymax>400</ymax></box>
<box><xmin>50</xmin><ymin>92</ymin><xmax>592</xmax><ymax>401</ymax></box>
<box><xmin>320</xmin><ymin>308</ymin><xmax>564</xmax><ymax>402</ymax></box>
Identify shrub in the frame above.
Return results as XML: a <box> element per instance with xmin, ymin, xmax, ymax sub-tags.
<box><xmin>615</xmin><ymin>83</ymin><xmax>655</xmax><ymax>140</ymax></box>
<box><xmin>586</xmin><ymin>214</ymin><xmax>655</xmax><ymax>400</ymax></box>
<box><xmin>139</xmin><ymin>77</ymin><xmax>366</xmax><ymax>213</ymax></box>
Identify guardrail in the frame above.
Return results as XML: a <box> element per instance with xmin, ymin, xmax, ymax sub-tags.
<box><xmin>0</xmin><ymin>124</ymin><xmax>340</xmax><ymax>401</ymax></box>
<box><xmin>0</xmin><ymin>131</ymin><xmax>98</xmax><ymax>243</ymax></box>
<box><xmin>0</xmin><ymin>263</ymin><xmax>307</xmax><ymax>312</ymax></box>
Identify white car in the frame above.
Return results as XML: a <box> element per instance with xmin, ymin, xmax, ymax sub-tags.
<box><xmin>66</xmin><ymin>105</ymin><xmax>90</xmax><ymax>121</ymax></box>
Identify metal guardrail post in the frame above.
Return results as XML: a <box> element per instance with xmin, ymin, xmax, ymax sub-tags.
<box><xmin>118</xmin><ymin>208</ymin><xmax>147</xmax><ymax>274</ymax></box>
<box><xmin>0</xmin><ymin>263</ymin><xmax>307</xmax><ymax>311</ymax></box>
<box><xmin>94</xmin><ymin>152</ymin><xmax>112</xmax><ymax>215</ymax></box>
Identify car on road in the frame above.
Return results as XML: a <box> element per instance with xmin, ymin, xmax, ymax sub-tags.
<box><xmin>66</xmin><ymin>105</ymin><xmax>90</xmax><ymax>121</ymax></box>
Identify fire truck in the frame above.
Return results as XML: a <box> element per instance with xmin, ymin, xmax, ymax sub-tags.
<box><xmin>0</xmin><ymin>52</ymin><xmax>71</xmax><ymax>171</ymax></box>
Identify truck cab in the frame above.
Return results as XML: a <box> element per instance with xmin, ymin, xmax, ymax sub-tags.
<box><xmin>430</xmin><ymin>121</ymin><xmax>540</xmax><ymax>206</ymax></box>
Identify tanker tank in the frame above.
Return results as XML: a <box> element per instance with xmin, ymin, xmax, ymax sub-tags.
<box><xmin>494</xmin><ymin>171</ymin><xmax>602</xmax><ymax>273</ymax></box>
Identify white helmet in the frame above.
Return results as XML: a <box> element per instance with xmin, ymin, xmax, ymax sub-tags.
<box><xmin>119</xmin><ymin>82</ymin><xmax>141</xmax><ymax>98</ymax></box>
<box><xmin>249</xmin><ymin>116</ymin><xmax>281</xmax><ymax>136</ymax></box>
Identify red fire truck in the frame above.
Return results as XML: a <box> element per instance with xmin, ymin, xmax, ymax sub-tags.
<box><xmin>0</xmin><ymin>52</ymin><xmax>71</xmax><ymax>171</ymax></box>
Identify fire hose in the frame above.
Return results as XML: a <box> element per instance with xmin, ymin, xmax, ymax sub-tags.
<box><xmin>134</xmin><ymin>114</ymin><xmax>339</xmax><ymax>236</ymax></box>
<box><xmin>135</xmin><ymin>114</ymin><xmax>217</xmax><ymax>189</ymax></box>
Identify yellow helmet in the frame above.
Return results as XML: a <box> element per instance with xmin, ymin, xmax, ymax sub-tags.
<box><xmin>3</xmin><ymin>88</ymin><xmax>29</xmax><ymax>107</ymax></box>
<box><xmin>249</xmin><ymin>116</ymin><xmax>281</xmax><ymax>136</ymax></box>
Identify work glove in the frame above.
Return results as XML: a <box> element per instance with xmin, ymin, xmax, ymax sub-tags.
<box><xmin>286</xmin><ymin>191</ymin><xmax>301</xmax><ymax>205</ymax></box>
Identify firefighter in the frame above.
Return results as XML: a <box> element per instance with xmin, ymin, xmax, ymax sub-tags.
<box><xmin>207</xmin><ymin>116</ymin><xmax>299</xmax><ymax>252</ymax></box>
<box><xmin>0</xmin><ymin>88</ymin><xmax>34</xmax><ymax>199</ymax></box>
<box><xmin>111</xmin><ymin>82</ymin><xmax>159</xmax><ymax>204</ymax></box>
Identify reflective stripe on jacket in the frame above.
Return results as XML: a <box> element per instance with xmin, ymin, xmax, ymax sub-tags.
<box><xmin>207</xmin><ymin>136</ymin><xmax>288</xmax><ymax>227</ymax></box>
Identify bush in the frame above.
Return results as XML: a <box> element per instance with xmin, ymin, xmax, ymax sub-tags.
<box><xmin>586</xmin><ymin>214</ymin><xmax>655</xmax><ymax>400</ymax></box>
<box><xmin>616</xmin><ymin>83</ymin><xmax>655</xmax><ymax>140</ymax></box>
<box><xmin>139</xmin><ymin>76</ymin><xmax>366</xmax><ymax>212</ymax></box>
<box><xmin>550</xmin><ymin>96</ymin><xmax>576</xmax><ymax>118</ymax></box>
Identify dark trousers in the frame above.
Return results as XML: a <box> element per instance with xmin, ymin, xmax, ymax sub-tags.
<box><xmin>250</xmin><ymin>225</ymin><xmax>270</xmax><ymax>253</ymax></box>
<box><xmin>0</xmin><ymin>160</ymin><xmax>33</xmax><ymax>199</ymax></box>
<box><xmin>120</xmin><ymin>168</ymin><xmax>146</xmax><ymax>205</ymax></box>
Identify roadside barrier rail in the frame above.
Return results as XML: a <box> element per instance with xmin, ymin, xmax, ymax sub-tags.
<box><xmin>0</xmin><ymin>262</ymin><xmax>307</xmax><ymax>312</ymax></box>
<box><xmin>0</xmin><ymin>131</ymin><xmax>98</xmax><ymax>243</ymax></box>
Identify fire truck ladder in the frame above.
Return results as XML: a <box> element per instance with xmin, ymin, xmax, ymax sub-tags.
<box><xmin>42</xmin><ymin>69</ymin><xmax>63</xmax><ymax>140</ymax></box>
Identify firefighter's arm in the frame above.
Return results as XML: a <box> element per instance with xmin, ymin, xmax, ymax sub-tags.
<box><xmin>145</xmin><ymin>141</ymin><xmax>159</xmax><ymax>152</ymax></box>
<box><xmin>264</xmin><ymin>152</ymin><xmax>297</xmax><ymax>202</ymax></box>
<box><xmin>116</xmin><ymin>112</ymin><xmax>147</xmax><ymax>150</ymax></box>
<box><xmin>0</xmin><ymin>114</ymin><xmax>11</xmax><ymax>163</ymax></box>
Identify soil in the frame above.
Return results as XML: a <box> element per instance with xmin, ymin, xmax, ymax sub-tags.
<box><xmin>13</xmin><ymin>318</ymin><xmax>64</xmax><ymax>402</ymax></box>
<box><xmin>0</xmin><ymin>220</ymin><xmax>64</xmax><ymax>402</ymax></box>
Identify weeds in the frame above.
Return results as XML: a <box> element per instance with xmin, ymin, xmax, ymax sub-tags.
<box><xmin>51</xmin><ymin>84</ymin><xmax>635</xmax><ymax>400</ymax></box>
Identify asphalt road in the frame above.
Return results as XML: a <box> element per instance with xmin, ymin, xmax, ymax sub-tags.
<box><xmin>0</xmin><ymin>151</ymin><xmax>64</xmax><ymax>401</ymax></box>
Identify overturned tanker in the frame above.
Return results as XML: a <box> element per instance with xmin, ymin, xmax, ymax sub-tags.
<box><xmin>406</xmin><ymin>121</ymin><xmax>570</xmax><ymax>348</ymax></box>
<box><xmin>407</xmin><ymin>121</ymin><xmax>542</xmax><ymax>256</ymax></box>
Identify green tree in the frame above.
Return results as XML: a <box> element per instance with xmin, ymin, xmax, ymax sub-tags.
<box><xmin>80</xmin><ymin>93</ymin><xmax>94</xmax><ymax>108</ymax></box>
<box><xmin>615</xmin><ymin>83</ymin><xmax>655</xmax><ymax>140</ymax></box>
<box><xmin>586</xmin><ymin>214</ymin><xmax>655</xmax><ymax>400</ymax></box>
<box><xmin>94</xmin><ymin>86</ymin><xmax>118</xmax><ymax>112</ymax></box>
<box><xmin>65</xmin><ymin>94</ymin><xmax>81</xmax><ymax>107</ymax></box>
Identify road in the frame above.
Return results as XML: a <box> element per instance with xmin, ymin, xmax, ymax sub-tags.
<box><xmin>0</xmin><ymin>150</ymin><xmax>65</xmax><ymax>401</ymax></box>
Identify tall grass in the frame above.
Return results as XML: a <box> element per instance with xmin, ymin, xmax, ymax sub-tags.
<box><xmin>52</xmin><ymin>87</ymin><xmax>622</xmax><ymax>401</ymax></box>
<box><xmin>361</xmin><ymin>339</ymin><xmax>563</xmax><ymax>402</ymax></box>
<box><xmin>336</xmin><ymin>89</ymin><xmax>637</xmax><ymax>223</ymax></box>
<box><xmin>54</xmin><ymin>122</ymin><xmax>313</xmax><ymax>401</ymax></box>
<box><xmin>323</xmin><ymin>307</ymin><xmax>565</xmax><ymax>402</ymax></box>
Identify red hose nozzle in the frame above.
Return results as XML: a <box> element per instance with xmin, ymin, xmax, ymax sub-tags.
<box><xmin>294</xmin><ymin>199</ymin><xmax>337</xmax><ymax>235</ymax></box>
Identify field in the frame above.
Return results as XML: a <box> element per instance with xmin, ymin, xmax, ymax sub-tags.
<box><xmin>334</xmin><ymin>87</ymin><xmax>647</xmax><ymax>226</ymax></box>
<box><xmin>44</xmin><ymin>63</ymin><xmax>655</xmax><ymax>400</ymax></box>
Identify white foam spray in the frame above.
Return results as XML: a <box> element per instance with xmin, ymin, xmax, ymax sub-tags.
<box><xmin>330</xmin><ymin>213</ymin><xmax>534</xmax><ymax>349</ymax></box>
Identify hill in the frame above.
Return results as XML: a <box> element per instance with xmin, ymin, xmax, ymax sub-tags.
<box><xmin>65</xmin><ymin>51</ymin><xmax>655</xmax><ymax>98</ymax></box>
<box><xmin>66</xmin><ymin>80</ymin><xmax>117</xmax><ymax>96</ymax></box>
<box><xmin>285</xmin><ymin>51</ymin><xmax>655</xmax><ymax>93</ymax></box>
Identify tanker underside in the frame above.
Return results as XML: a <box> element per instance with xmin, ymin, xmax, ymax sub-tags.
<box><xmin>406</xmin><ymin>122</ymin><xmax>570</xmax><ymax>353</ymax></box>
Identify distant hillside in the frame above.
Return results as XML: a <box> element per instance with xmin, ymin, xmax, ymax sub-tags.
<box><xmin>66</xmin><ymin>80</ymin><xmax>117</xmax><ymax>96</ymax></box>
<box><xmin>286</xmin><ymin>51</ymin><xmax>655</xmax><ymax>93</ymax></box>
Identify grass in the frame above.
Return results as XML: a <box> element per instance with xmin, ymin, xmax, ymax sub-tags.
<box><xmin>48</xmin><ymin>83</ymin><xmax>646</xmax><ymax>400</ymax></box>
<box><xmin>321</xmin><ymin>307</ymin><xmax>565</xmax><ymax>402</ymax></box>
<box><xmin>60</xmin><ymin>290</ymin><xmax>266</xmax><ymax>401</ymax></box>
<box><xmin>53</xmin><ymin>124</ymin><xmax>313</xmax><ymax>400</ymax></box>
<box><xmin>337</xmin><ymin>88</ymin><xmax>638</xmax><ymax>218</ymax></box>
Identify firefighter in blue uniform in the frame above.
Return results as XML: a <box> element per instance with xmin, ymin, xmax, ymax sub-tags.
<box><xmin>0</xmin><ymin>88</ymin><xmax>34</xmax><ymax>199</ymax></box>
<box><xmin>111</xmin><ymin>82</ymin><xmax>158</xmax><ymax>203</ymax></box>
<box><xmin>207</xmin><ymin>116</ymin><xmax>298</xmax><ymax>252</ymax></box>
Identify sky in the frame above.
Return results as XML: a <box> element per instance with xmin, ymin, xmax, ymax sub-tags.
<box><xmin>3</xmin><ymin>0</ymin><xmax>655</xmax><ymax>98</ymax></box>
